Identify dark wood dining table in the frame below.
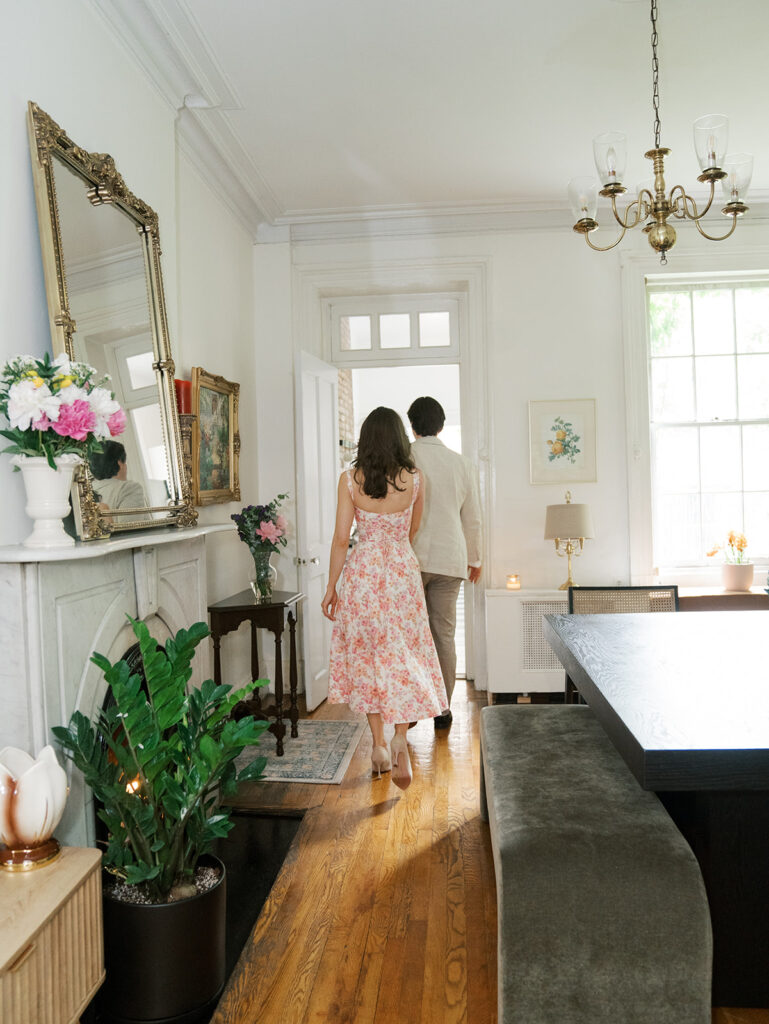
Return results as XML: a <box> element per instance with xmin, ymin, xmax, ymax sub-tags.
<box><xmin>544</xmin><ymin>610</ymin><xmax>769</xmax><ymax>1008</ymax></box>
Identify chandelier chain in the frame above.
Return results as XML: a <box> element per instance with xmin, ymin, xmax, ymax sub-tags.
<box><xmin>651</xmin><ymin>0</ymin><xmax>661</xmax><ymax>150</ymax></box>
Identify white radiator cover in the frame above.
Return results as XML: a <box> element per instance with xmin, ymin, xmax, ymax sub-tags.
<box><xmin>485</xmin><ymin>589</ymin><xmax>568</xmax><ymax>694</ymax></box>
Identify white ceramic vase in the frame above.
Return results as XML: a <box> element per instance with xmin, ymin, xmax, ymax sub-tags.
<box><xmin>722</xmin><ymin>562</ymin><xmax>754</xmax><ymax>592</ymax></box>
<box><xmin>0</xmin><ymin>745</ymin><xmax>68</xmax><ymax>869</ymax></box>
<box><xmin>12</xmin><ymin>453</ymin><xmax>81</xmax><ymax>548</ymax></box>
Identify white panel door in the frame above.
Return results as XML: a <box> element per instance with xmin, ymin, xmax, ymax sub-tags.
<box><xmin>295</xmin><ymin>351</ymin><xmax>339</xmax><ymax>710</ymax></box>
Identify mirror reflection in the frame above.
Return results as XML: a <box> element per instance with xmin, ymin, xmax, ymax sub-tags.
<box><xmin>27</xmin><ymin>102</ymin><xmax>196</xmax><ymax>538</ymax></box>
<box><xmin>52</xmin><ymin>158</ymin><xmax>170</xmax><ymax>518</ymax></box>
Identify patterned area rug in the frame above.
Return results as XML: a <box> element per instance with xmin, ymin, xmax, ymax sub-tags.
<box><xmin>236</xmin><ymin>720</ymin><xmax>366</xmax><ymax>784</ymax></box>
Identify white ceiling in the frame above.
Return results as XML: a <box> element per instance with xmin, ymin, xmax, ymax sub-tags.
<box><xmin>98</xmin><ymin>0</ymin><xmax>769</xmax><ymax>235</ymax></box>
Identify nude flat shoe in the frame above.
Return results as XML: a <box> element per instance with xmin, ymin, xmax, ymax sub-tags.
<box><xmin>390</xmin><ymin>735</ymin><xmax>412</xmax><ymax>791</ymax></box>
<box><xmin>371</xmin><ymin>745</ymin><xmax>391</xmax><ymax>779</ymax></box>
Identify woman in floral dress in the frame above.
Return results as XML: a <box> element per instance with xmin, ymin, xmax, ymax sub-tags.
<box><xmin>321</xmin><ymin>407</ymin><xmax>447</xmax><ymax>790</ymax></box>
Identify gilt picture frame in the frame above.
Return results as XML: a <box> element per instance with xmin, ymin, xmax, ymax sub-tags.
<box><xmin>529</xmin><ymin>398</ymin><xmax>596</xmax><ymax>484</ymax></box>
<box><xmin>190</xmin><ymin>367</ymin><xmax>241</xmax><ymax>505</ymax></box>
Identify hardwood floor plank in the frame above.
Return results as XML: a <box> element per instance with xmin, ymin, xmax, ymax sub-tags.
<box><xmin>212</xmin><ymin>683</ymin><xmax>763</xmax><ymax>1024</ymax></box>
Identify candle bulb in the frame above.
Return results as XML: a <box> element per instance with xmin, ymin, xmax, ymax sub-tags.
<box><xmin>707</xmin><ymin>134</ymin><xmax>717</xmax><ymax>169</ymax></box>
<box><xmin>174</xmin><ymin>379</ymin><xmax>192</xmax><ymax>414</ymax></box>
<box><xmin>506</xmin><ymin>574</ymin><xmax>521</xmax><ymax>590</ymax></box>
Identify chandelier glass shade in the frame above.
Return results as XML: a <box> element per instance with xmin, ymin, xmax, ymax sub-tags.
<box><xmin>569</xmin><ymin>0</ymin><xmax>752</xmax><ymax>263</ymax></box>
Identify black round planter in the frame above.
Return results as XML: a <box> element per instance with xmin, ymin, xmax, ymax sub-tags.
<box><xmin>99</xmin><ymin>855</ymin><xmax>226</xmax><ymax>1024</ymax></box>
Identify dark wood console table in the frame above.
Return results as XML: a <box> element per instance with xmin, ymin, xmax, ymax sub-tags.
<box><xmin>207</xmin><ymin>589</ymin><xmax>304</xmax><ymax>756</ymax></box>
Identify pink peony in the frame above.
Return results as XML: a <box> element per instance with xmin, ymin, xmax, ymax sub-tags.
<box><xmin>256</xmin><ymin>520</ymin><xmax>282</xmax><ymax>544</ymax></box>
<box><xmin>31</xmin><ymin>413</ymin><xmax>53</xmax><ymax>432</ymax></box>
<box><xmin>276</xmin><ymin>515</ymin><xmax>288</xmax><ymax>532</ymax></box>
<box><xmin>107</xmin><ymin>408</ymin><xmax>127</xmax><ymax>437</ymax></box>
<box><xmin>51</xmin><ymin>399</ymin><xmax>95</xmax><ymax>441</ymax></box>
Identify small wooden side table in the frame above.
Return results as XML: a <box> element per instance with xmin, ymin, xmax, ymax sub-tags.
<box><xmin>207</xmin><ymin>589</ymin><xmax>304</xmax><ymax>756</ymax></box>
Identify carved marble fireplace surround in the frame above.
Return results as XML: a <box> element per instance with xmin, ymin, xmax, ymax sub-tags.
<box><xmin>0</xmin><ymin>525</ymin><xmax>230</xmax><ymax>849</ymax></box>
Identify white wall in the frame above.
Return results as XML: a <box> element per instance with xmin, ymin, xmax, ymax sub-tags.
<box><xmin>0</xmin><ymin>0</ymin><xmax>175</xmax><ymax>545</ymax></box>
<box><xmin>1</xmin><ymin>1</ymin><xmax>258</xmax><ymax>687</ymax></box>
<box><xmin>277</xmin><ymin>229</ymin><xmax>628</xmax><ymax>592</ymax></box>
<box><xmin>254</xmin><ymin>219</ymin><xmax>769</xmax><ymax>599</ymax></box>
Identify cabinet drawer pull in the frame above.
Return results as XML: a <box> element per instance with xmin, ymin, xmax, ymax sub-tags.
<box><xmin>9</xmin><ymin>942</ymin><xmax>36</xmax><ymax>972</ymax></box>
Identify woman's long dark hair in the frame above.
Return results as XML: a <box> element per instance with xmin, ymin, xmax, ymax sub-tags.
<box><xmin>353</xmin><ymin>407</ymin><xmax>415</xmax><ymax>499</ymax></box>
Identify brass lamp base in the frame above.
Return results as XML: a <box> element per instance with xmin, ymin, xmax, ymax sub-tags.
<box><xmin>0</xmin><ymin>837</ymin><xmax>61</xmax><ymax>871</ymax></box>
<box><xmin>558</xmin><ymin>579</ymin><xmax>580</xmax><ymax>591</ymax></box>
<box><xmin>555</xmin><ymin>540</ymin><xmax>583</xmax><ymax>590</ymax></box>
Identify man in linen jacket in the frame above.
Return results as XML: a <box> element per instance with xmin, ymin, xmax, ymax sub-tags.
<box><xmin>408</xmin><ymin>396</ymin><xmax>483</xmax><ymax>728</ymax></box>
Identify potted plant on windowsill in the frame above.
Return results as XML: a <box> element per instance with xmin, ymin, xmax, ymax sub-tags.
<box><xmin>707</xmin><ymin>530</ymin><xmax>754</xmax><ymax>592</ymax></box>
<box><xmin>53</xmin><ymin>616</ymin><xmax>268</xmax><ymax>1024</ymax></box>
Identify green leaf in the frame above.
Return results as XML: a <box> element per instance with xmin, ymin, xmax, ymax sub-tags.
<box><xmin>237</xmin><ymin>756</ymin><xmax>267</xmax><ymax>782</ymax></box>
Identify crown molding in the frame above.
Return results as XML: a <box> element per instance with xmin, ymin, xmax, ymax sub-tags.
<box><xmin>88</xmin><ymin>0</ymin><xmax>769</xmax><ymax>244</ymax></box>
<box><xmin>88</xmin><ymin>0</ymin><xmax>277</xmax><ymax>231</ymax></box>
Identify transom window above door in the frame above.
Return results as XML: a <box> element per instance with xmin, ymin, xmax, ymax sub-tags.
<box><xmin>326</xmin><ymin>294</ymin><xmax>459</xmax><ymax>366</ymax></box>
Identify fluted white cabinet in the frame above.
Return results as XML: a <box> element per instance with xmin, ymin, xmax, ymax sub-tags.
<box><xmin>0</xmin><ymin>846</ymin><xmax>104</xmax><ymax>1024</ymax></box>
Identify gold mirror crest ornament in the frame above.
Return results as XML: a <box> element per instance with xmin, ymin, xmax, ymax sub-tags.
<box><xmin>27</xmin><ymin>102</ymin><xmax>196</xmax><ymax>539</ymax></box>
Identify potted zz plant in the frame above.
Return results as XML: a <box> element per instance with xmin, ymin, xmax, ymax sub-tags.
<box><xmin>53</xmin><ymin>616</ymin><xmax>268</xmax><ymax>1024</ymax></box>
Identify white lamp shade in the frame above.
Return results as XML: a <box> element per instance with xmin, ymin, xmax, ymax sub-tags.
<box><xmin>544</xmin><ymin>502</ymin><xmax>595</xmax><ymax>540</ymax></box>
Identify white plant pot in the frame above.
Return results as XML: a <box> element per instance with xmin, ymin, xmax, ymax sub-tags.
<box><xmin>722</xmin><ymin>562</ymin><xmax>754</xmax><ymax>592</ymax></box>
<box><xmin>12</xmin><ymin>454</ymin><xmax>81</xmax><ymax>548</ymax></box>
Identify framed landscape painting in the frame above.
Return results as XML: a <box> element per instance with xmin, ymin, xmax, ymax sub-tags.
<box><xmin>529</xmin><ymin>398</ymin><xmax>596</xmax><ymax>484</ymax></box>
<box><xmin>190</xmin><ymin>367</ymin><xmax>241</xmax><ymax>505</ymax></box>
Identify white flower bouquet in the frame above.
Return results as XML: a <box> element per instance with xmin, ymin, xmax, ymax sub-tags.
<box><xmin>0</xmin><ymin>352</ymin><xmax>126</xmax><ymax>468</ymax></box>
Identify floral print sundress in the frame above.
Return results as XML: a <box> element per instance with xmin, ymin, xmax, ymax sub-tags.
<box><xmin>328</xmin><ymin>470</ymin><xmax>448</xmax><ymax>723</ymax></box>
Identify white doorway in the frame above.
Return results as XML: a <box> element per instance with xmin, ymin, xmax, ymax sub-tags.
<box><xmin>346</xmin><ymin>363</ymin><xmax>467</xmax><ymax>678</ymax></box>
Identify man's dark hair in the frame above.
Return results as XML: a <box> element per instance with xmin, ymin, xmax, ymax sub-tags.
<box><xmin>89</xmin><ymin>440</ymin><xmax>127</xmax><ymax>480</ymax></box>
<box><xmin>407</xmin><ymin>396</ymin><xmax>445</xmax><ymax>437</ymax></box>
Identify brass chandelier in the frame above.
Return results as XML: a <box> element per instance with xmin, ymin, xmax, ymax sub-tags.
<box><xmin>569</xmin><ymin>0</ymin><xmax>752</xmax><ymax>264</ymax></box>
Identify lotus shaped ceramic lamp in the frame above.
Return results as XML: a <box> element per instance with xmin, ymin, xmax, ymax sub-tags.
<box><xmin>0</xmin><ymin>745</ymin><xmax>68</xmax><ymax>870</ymax></box>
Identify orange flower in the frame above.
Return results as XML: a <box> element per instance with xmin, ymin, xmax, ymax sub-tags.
<box><xmin>551</xmin><ymin>441</ymin><xmax>563</xmax><ymax>455</ymax></box>
<box><xmin>555</xmin><ymin>429</ymin><xmax>567</xmax><ymax>440</ymax></box>
<box><xmin>706</xmin><ymin>545</ymin><xmax>720</xmax><ymax>558</ymax></box>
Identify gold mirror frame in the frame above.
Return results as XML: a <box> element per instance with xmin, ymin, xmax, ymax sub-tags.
<box><xmin>26</xmin><ymin>102</ymin><xmax>197</xmax><ymax>539</ymax></box>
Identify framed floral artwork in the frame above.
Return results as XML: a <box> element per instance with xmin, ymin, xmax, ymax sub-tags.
<box><xmin>190</xmin><ymin>367</ymin><xmax>241</xmax><ymax>505</ymax></box>
<box><xmin>529</xmin><ymin>399</ymin><xmax>596</xmax><ymax>484</ymax></box>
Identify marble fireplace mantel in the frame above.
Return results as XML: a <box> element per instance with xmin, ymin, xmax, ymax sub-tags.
<box><xmin>0</xmin><ymin>524</ymin><xmax>231</xmax><ymax>847</ymax></box>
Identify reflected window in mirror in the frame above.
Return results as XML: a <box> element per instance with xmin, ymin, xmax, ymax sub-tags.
<box><xmin>27</xmin><ymin>101</ymin><xmax>196</xmax><ymax>539</ymax></box>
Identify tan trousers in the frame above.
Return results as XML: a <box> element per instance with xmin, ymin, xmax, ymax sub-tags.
<box><xmin>421</xmin><ymin>572</ymin><xmax>463</xmax><ymax>708</ymax></box>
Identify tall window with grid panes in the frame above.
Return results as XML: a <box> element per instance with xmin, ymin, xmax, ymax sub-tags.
<box><xmin>647</xmin><ymin>280</ymin><xmax>769</xmax><ymax>575</ymax></box>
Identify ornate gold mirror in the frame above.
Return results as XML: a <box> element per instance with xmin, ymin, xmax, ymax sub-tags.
<box><xmin>27</xmin><ymin>102</ymin><xmax>196</xmax><ymax>539</ymax></box>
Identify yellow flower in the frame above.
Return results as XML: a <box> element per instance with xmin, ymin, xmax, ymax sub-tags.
<box><xmin>54</xmin><ymin>374</ymin><xmax>74</xmax><ymax>389</ymax></box>
<box><xmin>551</xmin><ymin>441</ymin><xmax>563</xmax><ymax>455</ymax></box>
<box><xmin>22</xmin><ymin>372</ymin><xmax>45</xmax><ymax>388</ymax></box>
<box><xmin>555</xmin><ymin>429</ymin><xmax>567</xmax><ymax>440</ymax></box>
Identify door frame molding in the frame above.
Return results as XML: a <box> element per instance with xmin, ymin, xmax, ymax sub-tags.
<box><xmin>292</xmin><ymin>256</ymin><xmax>491</xmax><ymax>688</ymax></box>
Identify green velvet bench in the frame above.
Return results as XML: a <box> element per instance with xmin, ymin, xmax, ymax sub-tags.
<box><xmin>479</xmin><ymin>704</ymin><xmax>712</xmax><ymax>1024</ymax></box>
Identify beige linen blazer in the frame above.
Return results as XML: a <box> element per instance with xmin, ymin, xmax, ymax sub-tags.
<box><xmin>410</xmin><ymin>436</ymin><xmax>482</xmax><ymax>579</ymax></box>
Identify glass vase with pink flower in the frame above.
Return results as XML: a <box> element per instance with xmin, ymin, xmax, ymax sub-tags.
<box><xmin>231</xmin><ymin>493</ymin><xmax>290</xmax><ymax>602</ymax></box>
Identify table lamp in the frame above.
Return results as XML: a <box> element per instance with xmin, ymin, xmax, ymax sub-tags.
<box><xmin>544</xmin><ymin>491</ymin><xmax>595</xmax><ymax>590</ymax></box>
